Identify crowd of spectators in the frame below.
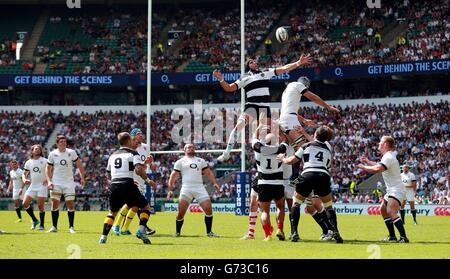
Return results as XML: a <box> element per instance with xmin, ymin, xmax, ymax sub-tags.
<box><xmin>264</xmin><ymin>0</ymin><xmax>448</xmax><ymax>69</ymax></box>
<box><xmin>1</xmin><ymin>99</ymin><xmax>449</xmax><ymax>206</ymax></box>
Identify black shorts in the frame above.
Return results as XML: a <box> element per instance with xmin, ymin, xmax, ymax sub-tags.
<box><xmin>244</xmin><ymin>104</ymin><xmax>271</xmax><ymax>121</ymax></box>
<box><xmin>258</xmin><ymin>184</ymin><xmax>284</xmax><ymax>202</ymax></box>
<box><xmin>296</xmin><ymin>172</ymin><xmax>331</xmax><ymax>198</ymax></box>
<box><xmin>109</xmin><ymin>179</ymin><xmax>148</xmax><ymax>212</ymax></box>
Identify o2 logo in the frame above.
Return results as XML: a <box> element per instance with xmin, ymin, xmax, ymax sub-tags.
<box><xmin>67</xmin><ymin>0</ymin><xmax>81</xmax><ymax>9</ymax></box>
<box><xmin>367</xmin><ymin>0</ymin><xmax>381</xmax><ymax>9</ymax></box>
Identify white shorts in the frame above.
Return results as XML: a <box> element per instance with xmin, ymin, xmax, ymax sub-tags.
<box><xmin>179</xmin><ymin>186</ymin><xmax>210</xmax><ymax>204</ymax></box>
<box><xmin>12</xmin><ymin>187</ymin><xmax>25</xmax><ymax>200</ymax></box>
<box><xmin>250</xmin><ymin>188</ymin><xmax>259</xmax><ymax>199</ymax></box>
<box><xmin>279</xmin><ymin>114</ymin><xmax>300</xmax><ymax>132</ymax></box>
<box><xmin>384</xmin><ymin>188</ymin><xmax>405</xmax><ymax>206</ymax></box>
<box><xmin>52</xmin><ymin>183</ymin><xmax>76</xmax><ymax>198</ymax></box>
<box><xmin>283</xmin><ymin>180</ymin><xmax>295</xmax><ymax>199</ymax></box>
<box><xmin>405</xmin><ymin>188</ymin><xmax>415</xmax><ymax>202</ymax></box>
<box><xmin>25</xmin><ymin>186</ymin><xmax>48</xmax><ymax>199</ymax></box>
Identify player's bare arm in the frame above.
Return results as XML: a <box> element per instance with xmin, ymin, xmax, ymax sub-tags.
<box><xmin>202</xmin><ymin>167</ymin><xmax>220</xmax><ymax>191</ymax></box>
<box><xmin>275</xmin><ymin>54</ymin><xmax>312</xmax><ymax>75</ymax></box>
<box><xmin>22</xmin><ymin>170</ymin><xmax>31</xmax><ymax>186</ymax></box>
<box><xmin>135</xmin><ymin>164</ymin><xmax>156</xmax><ymax>190</ymax></box>
<box><xmin>277</xmin><ymin>153</ymin><xmax>300</xmax><ymax>165</ymax></box>
<box><xmin>303</xmin><ymin>91</ymin><xmax>340</xmax><ymax>113</ymax></box>
<box><xmin>360</xmin><ymin>156</ymin><xmax>377</xmax><ymax>166</ymax></box>
<box><xmin>213</xmin><ymin>69</ymin><xmax>238</xmax><ymax>92</ymax></box>
<box><xmin>75</xmin><ymin>159</ymin><xmax>86</xmax><ymax>187</ymax></box>
<box><xmin>167</xmin><ymin>170</ymin><xmax>180</xmax><ymax>196</ymax></box>
<box><xmin>45</xmin><ymin>164</ymin><xmax>54</xmax><ymax>190</ymax></box>
<box><xmin>356</xmin><ymin>163</ymin><xmax>385</xmax><ymax>174</ymax></box>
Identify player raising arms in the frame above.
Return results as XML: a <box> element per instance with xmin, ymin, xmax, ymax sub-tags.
<box><xmin>279</xmin><ymin>76</ymin><xmax>340</xmax><ymax>150</ymax></box>
<box><xmin>213</xmin><ymin>54</ymin><xmax>312</xmax><ymax>162</ymax></box>
<box><xmin>22</xmin><ymin>145</ymin><xmax>48</xmax><ymax>230</ymax></box>
<box><xmin>46</xmin><ymin>135</ymin><xmax>85</xmax><ymax>233</ymax></box>
<box><xmin>99</xmin><ymin>132</ymin><xmax>156</xmax><ymax>244</ymax></box>
<box><xmin>357</xmin><ymin>136</ymin><xmax>409</xmax><ymax>243</ymax></box>
<box><xmin>278</xmin><ymin>126</ymin><xmax>344</xmax><ymax>243</ymax></box>
<box><xmin>168</xmin><ymin>144</ymin><xmax>221</xmax><ymax>237</ymax></box>
<box><xmin>7</xmin><ymin>159</ymin><xmax>25</xmax><ymax>223</ymax></box>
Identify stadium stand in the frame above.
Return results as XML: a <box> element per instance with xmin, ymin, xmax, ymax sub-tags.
<box><xmin>1</xmin><ymin>100</ymin><xmax>449</xmax><ymax>206</ymax></box>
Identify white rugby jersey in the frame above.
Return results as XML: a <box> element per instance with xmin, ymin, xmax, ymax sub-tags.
<box><xmin>134</xmin><ymin>143</ymin><xmax>150</xmax><ymax>187</ymax></box>
<box><xmin>24</xmin><ymin>157</ymin><xmax>47</xmax><ymax>190</ymax></box>
<box><xmin>234</xmin><ymin>69</ymin><xmax>276</xmax><ymax>107</ymax></box>
<box><xmin>401</xmin><ymin>171</ymin><xmax>417</xmax><ymax>188</ymax></box>
<box><xmin>47</xmin><ymin>148</ymin><xmax>79</xmax><ymax>185</ymax></box>
<box><xmin>280</xmin><ymin>82</ymin><xmax>308</xmax><ymax>116</ymax></box>
<box><xmin>107</xmin><ymin>147</ymin><xmax>144</xmax><ymax>181</ymax></box>
<box><xmin>9</xmin><ymin>168</ymin><xmax>24</xmax><ymax>189</ymax></box>
<box><xmin>379</xmin><ymin>151</ymin><xmax>404</xmax><ymax>192</ymax></box>
<box><xmin>295</xmin><ymin>140</ymin><xmax>332</xmax><ymax>176</ymax></box>
<box><xmin>253</xmin><ymin>139</ymin><xmax>288</xmax><ymax>186</ymax></box>
<box><xmin>173</xmin><ymin>156</ymin><xmax>208</xmax><ymax>188</ymax></box>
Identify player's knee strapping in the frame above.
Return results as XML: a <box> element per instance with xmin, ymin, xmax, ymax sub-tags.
<box><xmin>51</xmin><ymin>191</ymin><xmax>62</xmax><ymax>200</ymax></box>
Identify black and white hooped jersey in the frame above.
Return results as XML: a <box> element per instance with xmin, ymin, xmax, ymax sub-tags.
<box><xmin>295</xmin><ymin>140</ymin><xmax>332</xmax><ymax>176</ymax></box>
<box><xmin>107</xmin><ymin>147</ymin><xmax>144</xmax><ymax>182</ymax></box>
<box><xmin>234</xmin><ymin>69</ymin><xmax>277</xmax><ymax>107</ymax></box>
<box><xmin>253</xmin><ymin>139</ymin><xmax>289</xmax><ymax>186</ymax></box>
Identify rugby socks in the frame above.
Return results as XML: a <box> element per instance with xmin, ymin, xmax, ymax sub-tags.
<box><xmin>68</xmin><ymin>210</ymin><xmax>75</xmax><ymax>228</ymax></box>
<box><xmin>39</xmin><ymin>211</ymin><xmax>45</xmax><ymax>227</ymax></box>
<box><xmin>316</xmin><ymin>209</ymin><xmax>335</xmax><ymax>232</ymax></box>
<box><xmin>411</xmin><ymin>209</ymin><xmax>417</xmax><ymax>223</ymax></box>
<box><xmin>248</xmin><ymin>212</ymin><xmax>258</xmax><ymax>237</ymax></box>
<box><xmin>288</xmin><ymin>213</ymin><xmax>296</xmax><ymax>235</ymax></box>
<box><xmin>393</xmin><ymin>217</ymin><xmax>407</xmax><ymax>238</ymax></box>
<box><xmin>52</xmin><ymin>209</ymin><xmax>59</xmax><ymax>229</ymax></box>
<box><xmin>262</xmin><ymin>223</ymin><xmax>272</xmax><ymax>237</ymax></box>
<box><xmin>176</xmin><ymin>218</ymin><xmax>184</xmax><ymax>234</ymax></box>
<box><xmin>384</xmin><ymin>217</ymin><xmax>396</xmax><ymax>238</ymax></box>
<box><xmin>326</xmin><ymin>207</ymin><xmax>339</xmax><ymax>232</ymax></box>
<box><xmin>225</xmin><ymin>127</ymin><xmax>239</xmax><ymax>155</ymax></box>
<box><xmin>25</xmin><ymin>206</ymin><xmax>37</xmax><ymax>222</ymax></box>
<box><xmin>102</xmin><ymin>214</ymin><xmax>114</xmax><ymax>236</ymax></box>
<box><xmin>122</xmin><ymin>209</ymin><xmax>136</xmax><ymax>231</ymax></box>
<box><xmin>15</xmin><ymin>207</ymin><xmax>22</xmax><ymax>219</ymax></box>
<box><xmin>290</xmin><ymin>203</ymin><xmax>301</xmax><ymax>235</ymax></box>
<box><xmin>400</xmin><ymin>209</ymin><xmax>406</xmax><ymax>224</ymax></box>
<box><xmin>205</xmin><ymin>215</ymin><xmax>213</xmax><ymax>234</ymax></box>
<box><xmin>113</xmin><ymin>205</ymin><xmax>129</xmax><ymax>227</ymax></box>
<box><xmin>312</xmin><ymin>211</ymin><xmax>329</xmax><ymax>234</ymax></box>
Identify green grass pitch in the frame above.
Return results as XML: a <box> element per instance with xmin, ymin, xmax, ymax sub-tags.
<box><xmin>0</xmin><ymin>211</ymin><xmax>449</xmax><ymax>259</ymax></box>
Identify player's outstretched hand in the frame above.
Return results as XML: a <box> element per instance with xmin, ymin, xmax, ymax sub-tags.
<box><xmin>328</xmin><ymin>105</ymin><xmax>340</xmax><ymax>114</ymax></box>
<box><xmin>298</xmin><ymin>54</ymin><xmax>312</xmax><ymax>66</ymax></box>
<box><xmin>213</xmin><ymin>69</ymin><xmax>223</xmax><ymax>81</ymax></box>
<box><xmin>276</xmin><ymin>154</ymin><xmax>286</xmax><ymax>162</ymax></box>
<box><xmin>356</xmin><ymin>163</ymin><xmax>365</xmax><ymax>169</ymax></box>
<box><xmin>360</xmin><ymin>157</ymin><xmax>370</xmax><ymax>164</ymax></box>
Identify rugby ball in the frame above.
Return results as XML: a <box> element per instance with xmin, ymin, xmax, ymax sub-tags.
<box><xmin>275</xmin><ymin>27</ymin><xmax>288</xmax><ymax>43</ymax></box>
